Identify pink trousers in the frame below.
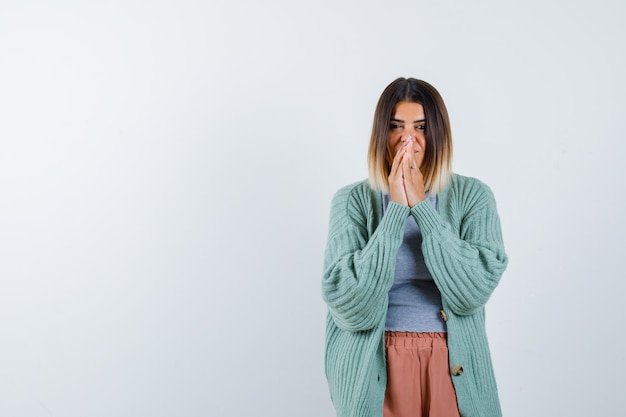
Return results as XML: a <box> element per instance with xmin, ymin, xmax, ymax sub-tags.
<box><xmin>383</xmin><ymin>332</ymin><xmax>460</xmax><ymax>417</ymax></box>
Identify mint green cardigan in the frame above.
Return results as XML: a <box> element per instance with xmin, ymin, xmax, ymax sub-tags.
<box><xmin>322</xmin><ymin>174</ymin><xmax>508</xmax><ymax>417</ymax></box>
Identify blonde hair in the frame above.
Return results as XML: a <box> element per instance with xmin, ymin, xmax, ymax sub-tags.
<box><xmin>367</xmin><ymin>78</ymin><xmax>453</xmax><ymax>195</ymax></box>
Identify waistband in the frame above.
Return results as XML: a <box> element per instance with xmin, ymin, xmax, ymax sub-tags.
<box><xmin>384</xmin><ymin>331</ymin><xmax>448</xmax><ymax>348</ymax></box>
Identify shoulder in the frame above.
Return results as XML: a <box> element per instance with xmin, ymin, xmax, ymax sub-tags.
<box><xmin>447</xmin><ymin>173</ymin><xmax>491</xmax><ymax>192</ymax></box>
<box><xmin>443</xmin><ymin>174</ymin><xmax>498</xmax><ymax>209</ymax></box>
<box><xmin>447</xmin><ymin>174</ymin><xmax>495</xmax><ymax>196</ymax></box>
<box><xmin>331</xmin><ymin>180</ymin><xmax>376</xmax><ymax>209</ymax></box>
<box><xmin>329</xmin><ymin>180</ymin><xmax>378</xmax><ymax>228</ymax></box>
<box><xmin>332</xmin><ymin>180</ymin><xmax>371</xmax><ymax>199</ymax></box>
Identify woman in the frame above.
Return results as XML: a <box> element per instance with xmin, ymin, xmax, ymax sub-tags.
<box><xmin>322</xmin><ymin>78</ymin><xmax>508</xmax><ymax>417</ymax></box>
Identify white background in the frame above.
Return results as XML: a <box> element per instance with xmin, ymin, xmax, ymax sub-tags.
<box><xmin>1</xmin><ymin>1</ymin><xmax>625</xmax><ymax>416</ymax></box>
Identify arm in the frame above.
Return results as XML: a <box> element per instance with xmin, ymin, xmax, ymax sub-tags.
<box><xmin>322</xmin><ymin>186</ymin><xmax>408</xmax><ymax>332</ymax></box>
<box><xmin>410</xmin><ymin>180</ymin><xmax>508</xmax><ymax>315</ymax></box>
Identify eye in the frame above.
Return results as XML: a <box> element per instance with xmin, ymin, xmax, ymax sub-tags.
<box><xmin>416</xmin><ymin>124</ymin><xmax>426</xmax><ymax>131</ymax></box>
<box><xmin>390</xmin><ymin>123</ymin><xmax>403</xmax><ymax>130</ymax></box>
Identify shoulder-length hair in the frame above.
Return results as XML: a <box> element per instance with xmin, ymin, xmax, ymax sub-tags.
<box><xmin>367</xmin><ymin>78</ymin><xmax>453</xmax><ymax>195</ymax></box>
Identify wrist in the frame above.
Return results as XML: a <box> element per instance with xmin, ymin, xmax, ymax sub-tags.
<box><xmin>409</xmin><ymin>194</ymin><xmax>426</xmax><ymax>208</ymax></box>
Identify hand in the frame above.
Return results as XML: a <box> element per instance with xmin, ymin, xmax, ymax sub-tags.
<box><xmin>401</xmin><ymin>140</ymin><xmax>426</xmax><ymax>207</ymax></box>
<box><xmin>388</xmin><ymin>140</ymin><xmax>409</xmax><ymax>206</ymax></box>
<box><xmin>388</xmin><ymin>135</ymin><xmax>427</xmax><ymax>207</ymax></box>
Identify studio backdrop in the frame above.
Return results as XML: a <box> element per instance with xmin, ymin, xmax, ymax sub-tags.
<box><xmin>1</xmin><ymin>1</ymin><xmax>625</xmax><ymax>416</ymax></box>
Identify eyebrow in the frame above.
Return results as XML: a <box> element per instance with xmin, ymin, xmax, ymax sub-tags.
<box><xmin>390</xmin><ymin>118</ymin><xmax>426</xmax><ymax>123</ymax></box>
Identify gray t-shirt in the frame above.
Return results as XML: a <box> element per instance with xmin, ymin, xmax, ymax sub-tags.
<box><xmin>383</xmin><ymin>194</ymin><xmax>446</xmax><ymax>332</ymax></box>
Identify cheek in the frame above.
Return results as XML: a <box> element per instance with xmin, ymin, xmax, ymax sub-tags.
<box><xmin>417</xmin><ymin>138</ymin><xmax>427</xmax><ymax>157</ymax></box>
<box><xmin>416</xmin><ymin>139</ymin><xmax>427</xmax><ymax>164</ymax></box>
<box><xmin>387</xmin><ymin>137</ymin><xmax>400</xmax><ymax>156</ymax></box>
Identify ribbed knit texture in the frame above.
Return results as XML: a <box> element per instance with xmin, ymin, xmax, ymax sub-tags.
<box><xmin>322</xmin><ymin>174</ymin><xmax>508</xmax><ymax>417</ymax></box>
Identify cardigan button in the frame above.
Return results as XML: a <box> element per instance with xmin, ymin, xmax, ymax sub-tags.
<box><xmin>440</xmin><ymin>309</ymin><xmax>448</xmax><ymax>322</ymax></box>
<box><xmin>451</xmin><ymin>365</ymin><xmax>464</xmax><ymax>376</ymax></box>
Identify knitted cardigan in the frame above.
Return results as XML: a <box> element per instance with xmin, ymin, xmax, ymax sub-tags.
<box><xmin>322</xmin><ymin>174</ymin><xmax>508</xmax><ymax>417</ymax></box>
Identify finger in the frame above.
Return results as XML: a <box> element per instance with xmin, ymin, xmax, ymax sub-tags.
<box><xmin>400</xmin><ymin>150</ymin><xmax>412</xmax><ymax>178</ymax></box>
<box><xmin>403</xmin><ymin>136</ymin><xmax>416</xmax><ymax>169</ymax></box>
<box><xmin>404</xmin><ymin>147</ymin><xmax>414</xmax><ymax>168</ymax></box>
<box><xmin>405</xmin><ymin>158</ymin><xmax>421</xmax><ymax>187</ymax></box>
<box><xmin>390</xmin><ymin>147</ymin><xmax>405</xmax><ymax>178</ymax></box>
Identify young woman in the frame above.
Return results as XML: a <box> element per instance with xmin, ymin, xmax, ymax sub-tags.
<box><xmin>322</xmin><ymin>78</ymin><xmax>508</xmax><ymax>417</ymax></box>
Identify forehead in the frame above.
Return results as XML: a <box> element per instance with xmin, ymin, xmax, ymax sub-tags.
<box><xmin>392</xmin><ymin>101</ymin><xmax>424</xmax><ymax>119</ymax></box>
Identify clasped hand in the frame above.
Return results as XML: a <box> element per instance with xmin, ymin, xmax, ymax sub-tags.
<box><xmin>388</xmin><ymin>135</ymin><xmax>426</xmax><ymax>207</ymax></box>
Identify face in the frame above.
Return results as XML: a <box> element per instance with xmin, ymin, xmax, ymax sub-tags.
<box><xmin>387</xmin><ymin>101</ymin><xmax>427</xmax><ymax>168</ymax></box>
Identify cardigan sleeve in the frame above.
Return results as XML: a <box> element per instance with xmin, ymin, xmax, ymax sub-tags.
<box><xmin>410</xmin><ymin>179</ymin><xmax>508</xmax><ymax>315</ymax></box>
<box><xmin>322</xmin><ymin>185</ymin><xmax>408</xmax><ymax>332</ymax></box>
